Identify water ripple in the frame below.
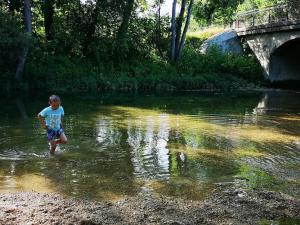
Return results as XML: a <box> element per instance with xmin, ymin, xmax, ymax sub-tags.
<box><xmin>0</xmin><ymin>149</ymin><xmax>27</xmax><ymax>161</ymax></box>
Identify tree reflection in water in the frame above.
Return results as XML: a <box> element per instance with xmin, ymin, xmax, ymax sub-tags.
<box><xmin>0</xmin><ymin>92</ymin><xmax>299</xmax><ymax>200</ymax></box>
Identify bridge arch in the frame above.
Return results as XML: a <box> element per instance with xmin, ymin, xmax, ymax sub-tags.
<box><xmin>234</xmin><ymin>2</ymin><xmax>300</xmax><ymax>81</ymax></box>
<box><xmin>242</xmin><ymin>31</ymin><xmax>300</xmax><ymax>81</ymax></box>
<box><xmin>270</xmin><ymin>37</ymin><xmax>300</xmax><ymax>81</ymax></box>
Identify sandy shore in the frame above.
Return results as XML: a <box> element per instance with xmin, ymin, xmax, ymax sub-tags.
<box><xmin>0</xmin><ymin>186</ymin><xmax>299</xmax><ymax>225</ymax></box>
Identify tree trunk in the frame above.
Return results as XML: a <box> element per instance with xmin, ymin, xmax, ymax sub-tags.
<box><xmin>155</xmin><ymin>0</ymin><xmax>164</xmax><ymax>58</ymax></box>
<box><xmin>43</xmin><ymin>0</ymin><xmax>54</xmax><ymax>40</ymax></box>
<box><xmin>175</xmin><ymin>0</ymin><xmax>187</xmax><ymax>57</ymax></box>
<box><xmin>114</xmin><ymin>0</ymin><xmax>135</xmax><ymax>62</ymax></box>
<box><xmin>83</xmin><ymin>0</ymin><xmax>102</xmax><ymax>55</ymax></box>
<box><xmin>176</xmin><ymin>0</ymin><xmax>194</xmax><ymax>61</ymax></box>
<box><xmin>15</xmin><ymin>0</ymin><xmax>32</xmax><ymax>81</ymax></box>
<box><xmin>23</xmin><ymin>0</ymin><xmax>32</xmax><ymax>33</ymax></box>
<box><xmin>170</xmin><ymin>0</ymin><xmax>177</xmax><ymax>61</ymax></box>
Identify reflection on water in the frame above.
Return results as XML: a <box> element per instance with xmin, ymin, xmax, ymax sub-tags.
<box><xmin>128</xmin><ymin>114</ymin><xmax>171</xmax><ymax>180</ymax></box>
<box><xmin>0</xmin><ymin>92</ymin><xmax>299</xmax><ymax>200</ymax></box>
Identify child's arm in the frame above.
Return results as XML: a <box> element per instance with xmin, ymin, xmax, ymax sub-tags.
<box><xmin>60</xmin><ymin>107</ymin><xmax>65</xmax><ymax>129</ymax></box>
<box><xmin>37</xmin><ymin>113</ymin><xmax>47</xmax><ymax>130</ymax></box>
<box><xmin>60</xmin><ymin>116</ymin><xmax>64</xmax><ymax>129</ymax></box>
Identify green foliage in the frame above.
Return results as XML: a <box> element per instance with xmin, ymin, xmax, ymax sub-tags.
<box><xmin>186</xmin><ymin>27</ymin><xmax>225</xmax><ymax>49</ymax></box>
<box><xmin>0</xmin><ymin>0</ymin><xmax>265</xmax><ymax>94</ymax></box>
<box><xmin>177</xmin><ymin>46</ymin><xmax>263</xmax><ymax>83</ymax></box>
<box><xmin>193</xmin><ymin>0</ymin><xmax>243</xmax><ymax>26</ymax></box>
<box><xmin>237</xmin><ymin>0</ymin><xmax>282</xmax><ymax>12</ymax></box>
<box><xmin>128</xmin><ymin>16</ymin><xmax>170</xmax><ymax>60</ymax></box>
<box><xmin>192</xmin><ymin>0</ymin><xmax>283</xmax><ymax>27</ymax></box>
<box><xmin>0</xmin><ymin>7</ymin><xmax>28</xmax><ymax>75</ymax></box>
<box><xmin>0</xmin><ymin>7</ymin><xmax>30</xmax><ymax>93</ymax></box>
<box><xmin>25</xmin><ymin>48</ymin><xmax>98</xmax><ymax>91</ymax></box>
<box><xmin>25</xmin><ymin>44</ymin><xmax>263</xmax><ymax>93</ymax></box>
<box><xmin>259</xmin><ymin>218</ymin><xmax>300</xmax><ymax>225</ymax></box>
<box><xmin>37</xmin><ymin>0</ymin><xmax>170</xmax><ymax>64</ymax></box>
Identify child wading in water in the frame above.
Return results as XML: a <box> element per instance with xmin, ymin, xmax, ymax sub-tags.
<box><xmin>38</xmin><ymin>95</ymin><xmax>68</xmax><ymax>154</ymax></box>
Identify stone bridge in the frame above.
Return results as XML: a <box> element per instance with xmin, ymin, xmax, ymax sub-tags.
<box><xmin>234</xmin><ymin>1</ymin><xmax>300</xmax><ymax>81</ymax></box>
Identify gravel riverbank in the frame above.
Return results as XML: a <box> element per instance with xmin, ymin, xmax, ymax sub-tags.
<box><xmin>0</xmin><ymin>186</ymin><xmax>299</xmax><ymax>225</ymax></box>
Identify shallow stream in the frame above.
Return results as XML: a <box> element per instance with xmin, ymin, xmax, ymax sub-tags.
<box><xmin>0</xmin><ymin>91</ymin><xmax>299</xmax><ymax>201</ymax></box>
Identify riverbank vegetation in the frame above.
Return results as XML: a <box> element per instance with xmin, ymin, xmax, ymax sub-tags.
<box><xmin>0</xmin><ymin>0</ymin><xmax>281</xmax><ymax>94</ymax></box>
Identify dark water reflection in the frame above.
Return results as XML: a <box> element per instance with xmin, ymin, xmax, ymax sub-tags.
<box><xmin>0</xmin><ymin>92</ymin><xmax>299</xmax><ymax>200</ymax></box>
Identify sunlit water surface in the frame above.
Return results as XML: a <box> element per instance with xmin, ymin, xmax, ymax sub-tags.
<box><xmin>0</xmin><ymin>92</ymin><xmax>299</xmax><ymax>201</ymax></box>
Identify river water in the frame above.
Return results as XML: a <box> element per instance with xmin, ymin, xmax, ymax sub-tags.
<box><xmin>0</xmin><ymin>91</ymin><xmax>299</xmax><ymax>201</ymax></box>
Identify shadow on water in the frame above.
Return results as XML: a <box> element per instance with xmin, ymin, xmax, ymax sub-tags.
<box><xmin>0</xmin><ymin>91</ymin><xmax>299</xmax><ymax>200</ymax></box>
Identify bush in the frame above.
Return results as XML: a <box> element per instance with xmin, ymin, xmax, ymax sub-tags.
<box><xmin>0</xmin><ymin>7</ymin><xmax>29</xmax><ymax>80</ymax></box>
<box><xmin>24</xmin><ymin>44</ymin><xmax>263</xmax><ymax>93</ymax></box>
<box><xmin>177</xmin><ymin>46</ymin><xmax>264</xmax><ymax>84</ymax></box>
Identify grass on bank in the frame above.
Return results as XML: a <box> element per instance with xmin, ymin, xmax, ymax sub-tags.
<box><xmin>186</xmin><ymin>26</ymin><xmax>226</xmax><ymax>49</ymax></box>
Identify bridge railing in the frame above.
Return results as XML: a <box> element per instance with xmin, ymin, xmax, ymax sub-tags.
<box><xmin>234</xmin><ymin>0</ymin><xmax>300</xmax><ymax>29</ymax></box>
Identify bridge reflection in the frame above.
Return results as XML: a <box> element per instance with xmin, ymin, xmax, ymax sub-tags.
<box><xmin>254</xmin><ymin>91</ymin><xmax>300</xmax><ymax>114</ymax></box>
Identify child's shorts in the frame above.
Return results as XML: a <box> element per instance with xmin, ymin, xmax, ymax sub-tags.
<box><xmin>47</xmin><ymin>128</ymin><xmax>64</xmax><ymax>141</ymax></box>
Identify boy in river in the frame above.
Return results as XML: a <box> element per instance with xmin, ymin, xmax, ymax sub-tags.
<box><xmin>38</xmin><ymin>95</ymin><xmax>68</xmax><ymax>154</ymax></box>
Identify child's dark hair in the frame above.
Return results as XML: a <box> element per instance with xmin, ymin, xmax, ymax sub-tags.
<box><xmin>49</xmin><ymin>95</ymin><xmax>61</xmax><ymax>103</ymax></box>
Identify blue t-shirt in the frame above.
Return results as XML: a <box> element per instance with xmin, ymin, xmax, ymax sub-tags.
<box><xmin>40</xmin><ymin>106</ymin><xmax>64</xmax><ymax>131</ymax></box>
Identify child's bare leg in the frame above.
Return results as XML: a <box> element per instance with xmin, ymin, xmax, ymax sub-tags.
<box><xmin>59</xmin><ymin>133</ymin><xmax>68</xmax><ymax>144</ymax></box>
<box><xmin>49</xmin><ymin>140</ymin><xmax>57</xmax><ymax>154</ymax></box>
<box><xmin>55</xmin><ymin>133</ymin><xmax>68</xmax><ymax>145</ymax></box>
